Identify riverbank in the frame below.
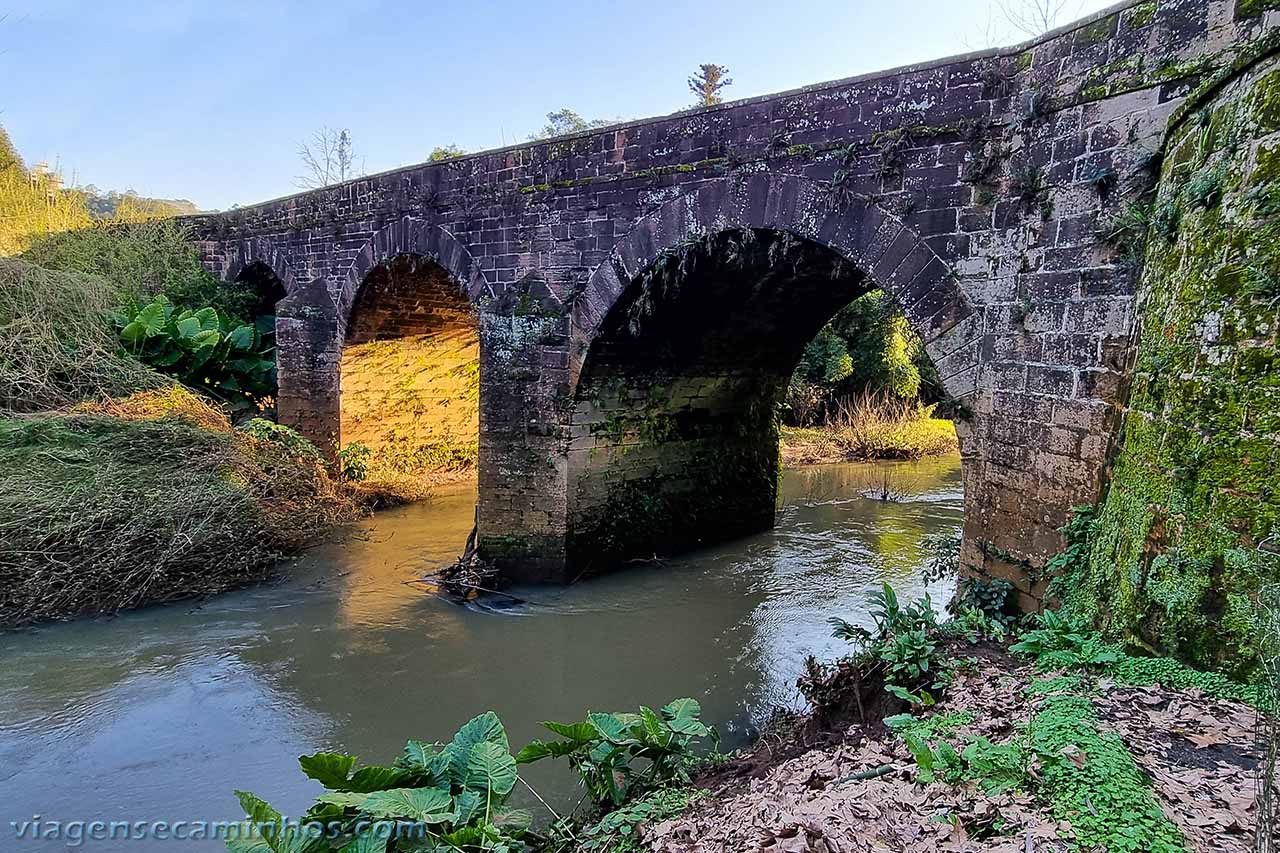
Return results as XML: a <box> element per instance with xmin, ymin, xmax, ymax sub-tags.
<box><xmin>643</xmin><ymin>632</ymin><xmax>1269</xmax><ymax>852</ymax></box>
<box><xmin>0</xmin><ymin>387</ymin><xmax>362</xmax><ymax>630</ymax></box>
<box><xmin>645</xmin><ymin>635</ymin><xmax>1264</xmax><ymax>845</ymax></box>
<box><xmin>780</xmin><ymin>416</ymin><xmax>958</xmax><ymax>466</ymax></box>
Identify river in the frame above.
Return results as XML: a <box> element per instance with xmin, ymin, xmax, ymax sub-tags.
<box><xmin>0</xmin><ymin>457</ymin><xmax>962</xmax><ymax>850</ymax></box>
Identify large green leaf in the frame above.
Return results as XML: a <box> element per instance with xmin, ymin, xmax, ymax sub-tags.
<box><xmin>513</xmin><ymin>739</ymin><xmax>581</xmax><ymax>764</ymax></box>
<box><xmin>192</xmin><ymin>328</ymin><xmax>222</xmax><ymax>348</ymax></box>
<box><xmin>136</xmin><ymin>300</ymin><xmax>170</xmax><ymax>335</ymax></box>
<box><xmin>314</xmin><ymin>792</ymin><xmax>369</xmax><ymax>809</ymax></box>
<box><xmin>345</xmin><ymin>765</ymin><xmax>412</xmax><ymax>793</ymax></box>
<box><xmin>662</xmin><ymin>698</ymin><xmax>709</xmax><ymax>736</ymax></box>
<box><xmin>194</xmin><ymin>306</ymin><xmax>220</xmax><ymax>331</ymax></box>
<box><xmin>588</xmin><ymin>712</ymin><xmax>630</xmax><ymax>744</ymax></box>
<box><xmin>120</xmin><ymin>320</ymin><xmax>149</xmax><ymax>345</ymax></box>
<box><xmin>493</xmin><ymin>807</ymin><xmax>533</xmax><ymax>833</ymax></box>
<box><xmin>227</xmin><ymin>324</ymin><xmax>256</xmax><ymax>351</ymax></box>
<box><xmin>235</xmin><ymin>790</ymin><xmax>281</xmax><ymax>826</ymax></box>
<box><xmin>542</xmin><ymin>720</ymin><xmax>597</xmax><ymax>742</ymax></box>
<box><xmin>229</xmin><ymin>791</ymin><xmax>323</xmax><ymax>853</ymax></box>
<box><xmin>298</xmin><ymin>752</ymin><xmax>357</xmax><ymax>789</ymax></box>
<box><xmin>467</xmin><ymin>741</ymin><xmax>517</xmax><ymax>797</ymax></box>
<box><xmin>452</xmin><ymin>789</ymin><xmax>483</xmax><ymax>825</ymax></box>
<box><xmin>638</xmin><ymin>706</ymin><xmax>672</xmax><ymax>746</ymax></box>
<box><xmin>175</xmin><ymin>316</ymin><xmax>203</xmax><ymax>340</ymax></box>
<box><xmin>361</xmin><ymin>787</ymin><xmax>455</xmax><ymax>824</ymax></box>
<box><xmin>446</xmin><ymin>712</ymin><xmax>508</xmax><ymax>783</ymax></box>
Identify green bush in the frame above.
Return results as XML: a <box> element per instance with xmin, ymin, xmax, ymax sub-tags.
<box><xmin>230</xmin><ymin>712</ymin><xmax>531</xmax><ymax>853</ymax></box>
<box><xmin>829</xmin><ymin>584</ymin><xmax>950</xmax><ymax>707</ymax></box>
<box><xmin>339</xmin><ymin>442</ymin><xmax>372</xmax><ymax>481</ymax></box>
<box><xmin>239</xmin><ymin>418</ymin><xmax>325</xmax><ymax>466</ymax></box>
<box><xmin>515</xmin><ymin>699</ymin><xmax>715</xmax><ymax>808</ymax></box>
<box><xmin>787</xmin><ymin>290</ymin><xmax>943</xmax><ymax>426</ymax></box>
<box><xmin>117</xmin><ymin>296</ymin><xmax>275</xmax><ymax>409</ymax></box>
<box><xmin>22</xmin><ymin>218</ymin><xmax>259</xmax><ymax>320</ymax></box>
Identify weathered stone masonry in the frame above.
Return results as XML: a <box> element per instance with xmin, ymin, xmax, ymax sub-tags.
<box><xmin>189</xmin><ymin>0</ymin><xmax>1278</xmax><ymax>596</ymax></box>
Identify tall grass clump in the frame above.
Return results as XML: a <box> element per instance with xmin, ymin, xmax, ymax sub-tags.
<box><xmin>0</xmin><ymin>389</ymin><xmax>358</xmax><ymax>628</ymax></box>
<box><xmin>0</xmin><ymin>258</ymin><xmax>166</xmax><ymax>412</ymax></box>
<box><xmin>22</xmin><ymin>218</ymin><xmax>259</xmax><ymax>320</ymax></box>
<box><xmin>781</xmin><ymin>391</ymin><xmax>959</xmax><ymax>465</ymax></box>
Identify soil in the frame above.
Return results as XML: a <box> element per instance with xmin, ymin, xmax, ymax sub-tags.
<box><xmin>642</xmin><ymin>646</ymin><xmax>1268</xmax><ymax>852</ymax></box>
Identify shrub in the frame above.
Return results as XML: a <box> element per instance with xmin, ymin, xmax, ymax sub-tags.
<box><xmin>22</xmin><ymin>218</ymin><xmax>259</xmax><ymax>320</ymax></box>
<box><xmin>0</xmin><ymin>258</ymin><xmax>166</xmax><ymax>412</ymax></box>
<box><xmin>830</xmin><ymin>584</ymin><xmax>950</xmax><ymax>707</ymax></box>
<box><xmin>239</xmin><ymin>418</ymin><xmax>325</xmax><ymax>466</ymax></box>
<box><xmin>117</xmin><ymin>296</ymin><xmax>275</xmax><ymax>410</ymax></box>
<box><xmin>338</xmin><ymin>442</ymin><xmax>372</xmax><ymax>481</ymax></box>
<box><xmin>230</xmin><ymin>712</ymin><xmax>532</xmax><ymax>853</ymax></box>
<box><xmin>515</xmin><ymin>699</ymin><xmax>715</xmax><ymax>808</ymax></box>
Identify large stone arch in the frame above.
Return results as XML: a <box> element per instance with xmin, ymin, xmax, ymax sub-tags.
<box><xmin>338</xmin><ymin>218</ymin><xmax>492</xmax><ymax>338</ymax></box>
<box><xmin>332</xmin><ymin>217</ymin><xmax>490</xmax><ymax>484</ymax></box>
<box><xmin>570</xmin><ymin>173</ymin><xmax>980</xmax><ymax>401</ymax></box>
<box><xmin>562</xmin><ymin>172</ymin><xmax>983</xmax><ymax>572</ymax></box>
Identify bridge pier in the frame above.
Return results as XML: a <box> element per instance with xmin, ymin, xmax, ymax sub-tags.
<box><xmin>275</xmin><ymin>279</ymin><xmax>342</xmax><ymax>456</ymax></box>
<box><xmin>475</xmin><ymin>309</ymin><xmax>576</xmax><ymax>583</ymax></box>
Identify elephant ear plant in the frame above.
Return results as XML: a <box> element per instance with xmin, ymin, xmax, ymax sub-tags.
<box><xmin>228</xmin><ymin>712</ymin><xmax>532</xmax><ymax>853</ymax></box>
<box><xmin>515</xmin><ymin>698</ymin><xmax>716</xmax><ymax>808</ymax></box>
<box><xmin>117</xmin><ymin>295</ymin><xmax>276</xmax><ymax>411</ymax></box>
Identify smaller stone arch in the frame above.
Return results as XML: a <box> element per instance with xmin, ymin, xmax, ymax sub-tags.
<box><xmin>570</xmin><ymin>173</ymin><xmax>978</xmax><ymax>400</ymax></box>
<box><xmin>338</xmin><ymin>218</ymin><xmax>492</xmax><ymax>337</ymax></box>
<box><xmin>221</xmin><ymin>237</ymin><xmax>300</xmax><ymax>296</ymax></box>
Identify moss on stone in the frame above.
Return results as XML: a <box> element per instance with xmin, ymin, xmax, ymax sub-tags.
<box><xmin>1076</xmin><ymin>13</ymin><xmax>1119</xmax><ymax>46</ymax></box>
<box><xmin>1125</xmin><ymin>1</ymin><xmax>1157</xmax><ymax>29</ymax></box>
<box><xmin>1067</xmin><ymin>56</ymin><xmax>1280</xmax><ymax>677</ymax></box>
<box><xmin>1235</xmin><ymin>0</ymin><xmax>1280</xmax><ymax>19</ymax></box>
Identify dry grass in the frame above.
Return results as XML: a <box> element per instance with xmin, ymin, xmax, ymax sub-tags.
<box><xmin>0</xmin><ymin>258</ymin><xmax>166</xmax><ymax>412</ymax></box>
<box><xmin>781</xmin><ymin>392</ymin><xmax>959</xmax><ymax>466</ymax></box>
<box><xmin>0</xmin><ymin>388</ymin><xmax>360</xmax><ymax>628</ymax></box>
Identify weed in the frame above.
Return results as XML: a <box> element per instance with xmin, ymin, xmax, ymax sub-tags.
<box><xmin>1028</xmin><ymin>695</ymin><xmax>1184</xmax><ymax>852</ymax></box>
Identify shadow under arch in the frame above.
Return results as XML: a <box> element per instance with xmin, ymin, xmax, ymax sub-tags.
<box><xmin>566</xmin><ymin>175</ymin><xmax>981</xmax><ymax>571</ymax></box>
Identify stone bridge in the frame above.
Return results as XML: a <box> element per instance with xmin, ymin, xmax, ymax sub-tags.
<box><xmin>189</xmin><ymin>0</ymin><xmax>1278</xmax><ymax>602</ymax></box>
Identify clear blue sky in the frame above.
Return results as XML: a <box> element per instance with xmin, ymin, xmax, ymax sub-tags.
<box><xmin>0</xmin><ymin>0</ymin><xmax>1114</xmax><ymax>211</ymax></box>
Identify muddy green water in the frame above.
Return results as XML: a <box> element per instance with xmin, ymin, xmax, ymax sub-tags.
<box><xmin>0</xmin><ymin>457</ymin><xmax>961</xmax><ymax>850</ymax></box>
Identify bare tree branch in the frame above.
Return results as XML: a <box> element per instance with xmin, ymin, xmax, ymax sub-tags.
<box><xmin>295</xmin><ymin>126</ymin><xmax>358</xmax><ymax>189</ymax></box>
<box><xmin>995</xmin><ymin>0</ymin><xmax>1077</xmax><ymax>39</ymax></box>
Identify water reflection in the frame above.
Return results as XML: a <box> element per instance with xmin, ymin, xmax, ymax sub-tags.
<box><xmin>0</xmin><ymin>457</ymin><xmax>961</xmax><ymax>850</ymax></box>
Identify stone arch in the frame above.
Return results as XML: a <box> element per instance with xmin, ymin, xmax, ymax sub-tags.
<box><xmin>564</xmin><ymin>172</ymin><xmax>983</xmax><ymax>570</ymax></box>
<box><xmin>570</xmin><ymin>173</ymin><xmax>979</xmax><ymax>400</ymax></box>
<box><xmin>221</xmin><ymin>237</ymin><xmax>300</xmax><ymax>296</ymax></box>
<box><xmin>338</xmin><ymin>218</ymin><xmax>492</xmax><ymax>337</ymax></box>
<box><xmin>334</xmin><ymin>217</ymin><xmax>488</xmax><ymax>489</ymax></box>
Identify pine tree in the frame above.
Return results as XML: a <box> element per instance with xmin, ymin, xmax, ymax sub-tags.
<box><xmin>688</xmin><ymin>64</ymin><xmax>733</xmax><ymax>107</ymax></box>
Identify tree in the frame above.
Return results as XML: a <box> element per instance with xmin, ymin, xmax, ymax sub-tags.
<box><xmin>528</xmin><ymin>109</ymin><xmax>611</xmax><ymax>141</ymax></box>
<box><xmin>295</xmin><ymin>127</ymin><xmax>359</xmax><ymax>189</ymax></box>
<box><xmin>0</xmin><ymin>125</ymin><xmax>23</xmax><ymax>174</ymax></box>
<box><xmin>688</xmin><ymin>64</ymin><xmax>733</xmax><ymax>107</ymax></box>
<box><xmin>995</xmin><ymin>0</ymin><xmax>1075</xmax><ymax>38</ymax></box>
<box><xmin>428</xmin><ymin>144</ymin><xmax>466</xmax><ymax>162</ymax></box>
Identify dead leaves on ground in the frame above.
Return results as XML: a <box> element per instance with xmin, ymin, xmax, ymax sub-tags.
<box><xmin>643</xmin><ymin>661</ymin><xmax>1268</xmax><ymax>853</ymax></box>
